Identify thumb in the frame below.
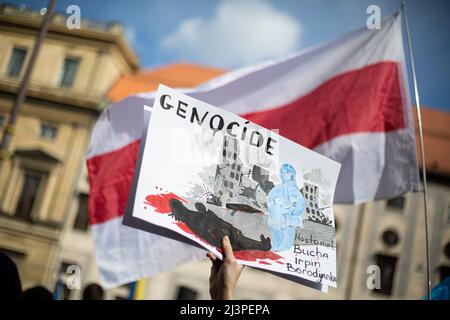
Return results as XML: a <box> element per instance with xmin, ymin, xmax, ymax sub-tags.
<box><xmin>221</xmin><ymin>235</ymin><xmax>236</xmax><ymax>262</ymax></box>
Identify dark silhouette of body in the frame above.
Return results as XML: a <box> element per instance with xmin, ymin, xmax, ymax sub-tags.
<box><xmin>23</xmin><ymin>286</ymin><xmax>53</xmax><ymax>301</ymax></box>
<box><xmin>169</xmin><ymin>199</ymin><xmax>271</xmax><ymax>251</ymax></box>
<box><xmin>83</xmin><ymin>283</ymin><xmax>104</xmax><ymax>300</ymax></box>
<box><xmin>0</xmin><ymin>252</ymin><xmax>22</xmax><ymax>301</ymax></box>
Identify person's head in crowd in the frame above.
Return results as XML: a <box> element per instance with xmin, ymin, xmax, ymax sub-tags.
<box><xmin>0</xmin><ymin>252</ymin><xmax>22</xmax><ymax>301</ymax></box>
<box><xmin>82</xmin><ymin>283</ymin><xmax>104</xmax><ymax>300</ymax></box>
<box><xmin>22</xmin><ymin>286</ymin><xmax>54</xmax><ymax>301</ymax></box>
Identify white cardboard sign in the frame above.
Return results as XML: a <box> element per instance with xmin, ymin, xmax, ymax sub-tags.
<box><xmin>125</xmin><ymin>85</ymin><xmax>341</xmax><ymax>289</ymax></box>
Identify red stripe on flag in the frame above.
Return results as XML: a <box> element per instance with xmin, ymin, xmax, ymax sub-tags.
<box><xmin>87</xmin><ymin>140</ymin><xmax>140</xmax><ymax>224</ymax></box>
<box><xmin>241</xmin><ymin>62</ymin><xmax>404</xmax><ymax>148</ymax></box>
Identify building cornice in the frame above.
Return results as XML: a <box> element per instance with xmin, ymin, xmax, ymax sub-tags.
<box><xmin>0</xmin><ymin>79</ymin><xmax>103</xmax><ymax>114</ymax></box>
<box><xmin>0</xmin><ymin>6</ymin><xmax>139</xmax><ymax>72</ymax></box>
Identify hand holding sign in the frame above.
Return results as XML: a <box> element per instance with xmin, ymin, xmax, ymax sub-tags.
<box><xmin>207</xmin><ymin>236</ymin><xmax>244</xmax><ymax>300</ymax></box>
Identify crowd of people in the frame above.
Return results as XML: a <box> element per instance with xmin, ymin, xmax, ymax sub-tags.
<box><xmin>0</xmin><ymin>248</ymin><xmax>106</xmax><ymax>300</ymax></box>
<box><xmin>0</xmin><ymin>235</ymin><xmax>242</xmax><ymax>300</ymax></box>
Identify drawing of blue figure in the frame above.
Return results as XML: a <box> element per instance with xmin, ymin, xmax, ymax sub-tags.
<box><xmin>267</xmin><ymin>164</ymin><xmax>305</xmax><ymax>252</ymax></box>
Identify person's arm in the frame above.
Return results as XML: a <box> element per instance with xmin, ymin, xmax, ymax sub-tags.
<box><xmin>206</xmin><ymin>235</ymin><xmax>244</xmax><ymax>300</ymax></box>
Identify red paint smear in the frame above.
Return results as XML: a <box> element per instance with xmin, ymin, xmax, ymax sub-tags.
<box><xmin>175</xmin><ymin>221</ymin><xmax>211</xmax><ymax>247</ymax></box>
<box><xmin>144</xmin><ymin>192</ymin><xmax>187</xmax><ymax>214</ymax></box>
<box><xmin>144</xmin><ymin>193</ymin><xmax>284</xmax><ymax>265</ymax></box>
<box><xmin>216</xmin><ymin>248</ymin><xmax>284</xmax><ymax>264</ymax></box>
<box><xmin>234</xmin><ymin>250</ymin><xmax>284</xmax><ymax>262</ymax></box>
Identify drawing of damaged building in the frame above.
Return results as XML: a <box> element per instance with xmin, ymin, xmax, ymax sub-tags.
<box><xmin>213</xmin><ymin>136</ymin><xmax>243</xmax><ymax>204</ymax></box>
<box><xmin>301</xmin><ymin>182</ymin><xmax>332</xmax><ymax>226</ymax></box>
<box><xmin>211</xmin><ymin>136</ymin><xmax>274</xmax><ymax>212</ymax></box>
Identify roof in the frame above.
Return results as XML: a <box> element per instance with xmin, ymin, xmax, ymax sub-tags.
<box><xmin>414</xmin><ymin>107</ymin><xmax>450</xmax><ymax>177</ymax></box>
<box><xmin>106</xmin><ymin>62</ymin><xmax>225</xmax><ymax>103</ymax></box>
<box><xmin>106</xmin><ymin>62</ymin><xmax>450</xmax><ymax>178</ymax></box>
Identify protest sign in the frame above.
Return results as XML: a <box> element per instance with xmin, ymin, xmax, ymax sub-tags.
<box><xmin>124</xmin><ymin>85</ymin><xmax>341</xmax><ymax>289</ymax></box>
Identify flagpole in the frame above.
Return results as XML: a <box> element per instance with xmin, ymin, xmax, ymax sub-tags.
<box><xmin>401</xmin><ymin>1</ymin><xmax>432</xmax><ymax>300</ymax></box>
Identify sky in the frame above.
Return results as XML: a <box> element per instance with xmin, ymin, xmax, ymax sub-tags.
<box><xmin>4</xmin><ymin>0</ymin><xmax>450</xmax><ymax>111</ymax></box>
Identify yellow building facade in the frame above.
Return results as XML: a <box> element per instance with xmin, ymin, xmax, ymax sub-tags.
<box><xmin>0</xmin><ymin>4</ymin><xmax>138</xmax><ymax>294</ymax></box>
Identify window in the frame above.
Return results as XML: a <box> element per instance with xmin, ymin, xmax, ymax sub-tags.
<box><xmin>73</xmin><ymin>194</ymin><xmax>89</xmax><ymax>231</ymax></box>
<box><xmin>15</xmin><ymin>170</ymin><xmax>47</xmax><ymax>221</ymax></box>
<box><xmin>382</xmin><ymin>230</ymin><xmax>400</xmax><ymax>247</ymax></box>
<box><xmin>176</xmin><ymin>286</ymin><xmax>198</xmax><ymax>300</ymax></box>
<box><xmin>373</xmin><ymin>254</ymin><xmax>397</xmax><ymax>296</ymax></box>
<box><xmin>59</xmin><ymin>57</ymin><xmax>80</xmax><ymax>87</ymax></box>
<box><xmin>386</xmin><ymin>197</ymin><xmax>405</xmax><ymax>211</ymax></box>
<box><xmin>40</xmin><ymin>123</ymin><xmax>58</xmax><ymax>139</ymax></box>
<box><xmin>7</xmin><ymin>47</ymin><xmax>27</xmax><ymax>77</ymax></box>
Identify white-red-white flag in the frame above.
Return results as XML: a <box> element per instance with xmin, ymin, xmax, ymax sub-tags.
<box><xmin>87</xmin><ymin>13</ymin><xmax>419</xmax><ymax>287</ymax></box>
